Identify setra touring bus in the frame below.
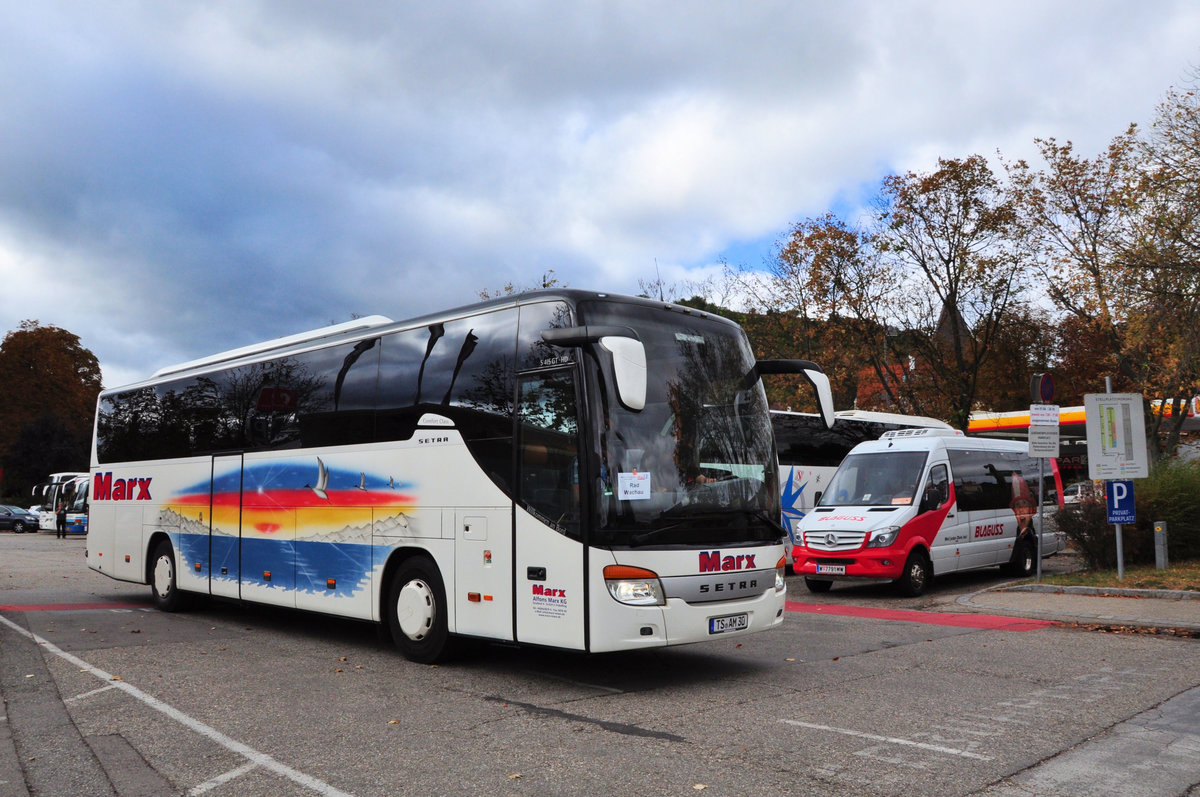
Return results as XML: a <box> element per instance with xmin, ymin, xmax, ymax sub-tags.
<box><xmin>88</xmin><ymin>290</ymin><xmax>834</xmax><ymax>662</ymax></box>
<box><xmin>31</xmin><ymin>472</ymin><xmax>88</xmax><ymax>531</ymax></box>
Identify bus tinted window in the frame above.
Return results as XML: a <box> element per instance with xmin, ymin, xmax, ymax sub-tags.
<box><xmin>96</xmin><ymin>338</ymin><xmax>382</xmax><ymax>461</ymax></box>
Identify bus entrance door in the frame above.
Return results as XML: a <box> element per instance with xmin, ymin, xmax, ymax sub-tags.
<box><xmin>209</xmin><ymin>455</ymin><xmax>244</xmax><ymax>600</ymax></box>
<box><xmin>513</xmin><ymin>369</ymin><xmax>586</xmax><ymax>650</ymax></box>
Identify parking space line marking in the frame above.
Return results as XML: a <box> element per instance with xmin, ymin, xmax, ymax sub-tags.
<box><xmin>0</xmin><ymin>614</ymin><xmax>353</xmax><ymax>797</ymax></box>
<box><xmin>780</xmin><ymin>719</ymin><xmax>994</xmax><ymax>760</ymax></box>
<box><xmin>786</xmin><ymin>601</ymin><xmax>1057</xmax><ymax>631</ymax></box>
<box><xmin>65</xmin><ymin>684</ymin><xmax>118</xmax><ymax>704</ymax></box>
<box><xmin>189</xmin><ymin>761</ymin><xmax>260</xmax><ymax>795</ymax></box>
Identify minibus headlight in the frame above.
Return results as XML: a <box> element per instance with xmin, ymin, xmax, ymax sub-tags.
<box><xmin>775</xmin><ymin>556</ymin><xmax>787</xmax><ymax>593</ymax></box>
<box><xmin>603</xmin><ymin>565</ymin><xmax>665</xmax><ymax>606</ymax></box>
<box><xmin>867</xmin><ymin>526</ymin><xmax>901</xmax><ymax>548</ymax></box>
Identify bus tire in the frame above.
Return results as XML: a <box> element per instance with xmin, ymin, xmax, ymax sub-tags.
<box><xmin>894</xmin><ymin>550</ymin><xmax>931</xmax><ymax>597</ymax></box>
<box><xmin>387</xmin><ymin>557</ymin><xmax>452</xmax><ymax>664</ymax></box>
<box><xmin>1007</xmin><ymin>538</ymin><xmax>1036</xmax><ymax>578</ymax></box>
<box><xmin>150</xmin><ymin>540</ymin><xmax>186</xmax><ymax>612</ymax></box>
<box><xmin>804</xmin><ymin>577</ymin><xmax>833</xmax><ymax>593</ymax></box>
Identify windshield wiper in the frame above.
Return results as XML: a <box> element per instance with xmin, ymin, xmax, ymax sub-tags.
<box><xmin>627</xmin><ymin>509</ymin><xmax>782</xmax><ymax>546</ymax></box>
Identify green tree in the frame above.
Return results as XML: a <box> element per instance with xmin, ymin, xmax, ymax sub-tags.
<box><xmin>0</xmin><ymin>321</ymin><xmax>102</xmax><ymax>497</ymax></box>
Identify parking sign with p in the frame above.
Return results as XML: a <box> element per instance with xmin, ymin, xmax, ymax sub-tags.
<box><xmin>1106</xmin><ymin>480</ymin><xmax>1136</xmax><ymax>525</ymax></box>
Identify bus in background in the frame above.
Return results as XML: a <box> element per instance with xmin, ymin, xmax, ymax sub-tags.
<box><xmin>772</xmin><ymin>410</ymin><xmax>952</xmax><ymax>559</ymax></box>
<box><xmin>31</xmin><ymin>472</ymin><xmax>88</xmax><ymax>531</ymax></box>
<box><xmin>64</xmin><ymin>476</ymin><xmax>89</xmax><ymax>534</ymax></box>
<box><xmin>88</xmin><ymin>290</ymin><xmax>834</xmax><ymax>662</ymax></box>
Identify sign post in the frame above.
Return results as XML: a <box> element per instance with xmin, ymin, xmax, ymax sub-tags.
<box><xmin>1027</xmin><ymin>374</ymin><xmax>1058</xmax><ymax>583</ymax></box>
<box><xmin>1084</xmin><ymin>389</ymin><xmax>1149</xmax><ymax>580</ymax></box>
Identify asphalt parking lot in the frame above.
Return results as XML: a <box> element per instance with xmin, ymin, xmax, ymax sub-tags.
<box><xmin>3</xmin><ymin>532</ymin><xmax>1199</xmax><ymax>796</ymax></box>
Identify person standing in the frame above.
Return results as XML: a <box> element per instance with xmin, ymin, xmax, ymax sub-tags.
<box><xmin>55</xmin><ymin>500</ymin><xmax>67</xmax><ymax>538</ymax></box>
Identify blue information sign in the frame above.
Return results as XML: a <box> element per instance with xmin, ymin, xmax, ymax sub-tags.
<box><xmin>1106</xmin><ymin>480</ymin><xmax>1136</xmax><ymax>524</ymax></box>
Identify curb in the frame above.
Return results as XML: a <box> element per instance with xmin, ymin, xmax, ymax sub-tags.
<box><xmin>999</xmin><ymin>583</ymin><xmax>1200</xmax><ymax>601</ymax></box>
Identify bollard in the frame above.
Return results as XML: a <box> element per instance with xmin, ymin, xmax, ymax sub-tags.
<box><xmin>1154</xmin><ymin>521</ymin><xmax>1169</xmax><ymax>570</ymax></box>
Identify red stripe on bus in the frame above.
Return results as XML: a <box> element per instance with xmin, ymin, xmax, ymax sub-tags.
<box><xmin>786</xmin><ymin>601</ymin><xmax>1056</xmax><ymax>631</ymax></box>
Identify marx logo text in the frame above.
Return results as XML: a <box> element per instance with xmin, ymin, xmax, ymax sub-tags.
<box><xmin>699</xmin><ymin>551</ymin><xmax>757</xmax><ymax>572</ymax></box>
<box><xmin>93</xmin><ymin>473</ymin><xmax>152</xmax><ymax>501</ymax></box>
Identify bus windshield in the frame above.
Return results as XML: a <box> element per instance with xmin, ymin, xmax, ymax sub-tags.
<box><xmin>579</xmin><ymin>302</ymin><xmax>779</xmax><ymax>547</ymax></box>
<box><xmin>818</xmin><ymin>451</ymin><xmax>929</xmax><ymax>508</ymax></box>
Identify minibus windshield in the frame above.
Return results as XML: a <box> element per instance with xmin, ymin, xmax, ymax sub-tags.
<box><xmin>818</xmin><ymin>451</ymin><xmax>929</xmax><ymax>507</ymax></box>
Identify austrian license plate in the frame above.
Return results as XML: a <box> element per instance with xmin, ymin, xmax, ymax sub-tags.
<box><xmin>815</xmin><ymin>564</ymin><xmax>846</xmax><ymax>575</ymax></box>
<box><xmin>709</xmin><ymin>613</ymin><xmax>749</xmax><ymax>634</ymax></box>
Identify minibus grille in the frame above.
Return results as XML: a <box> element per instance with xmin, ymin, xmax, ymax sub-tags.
<box><xmin>803</xmin><ymin>530</ymin><xmax>867</xmax><ymax>552</ymax></box>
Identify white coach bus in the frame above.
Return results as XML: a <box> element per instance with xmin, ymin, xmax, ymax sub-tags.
<box><xmin>88</xmin><ymin>290</ymin><xmax>834</xmax><ymax>662</ymax></box>
<box><xmin>31</xmin><ymin>471</ymin><xmax>88</xmax><ymax>531</ymax></box>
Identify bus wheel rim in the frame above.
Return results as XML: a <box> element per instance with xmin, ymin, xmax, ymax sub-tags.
<box><xmin>396</xmin><ymin>579</ymin><xmax>435</xmax><ymax>641</ymax></box>
<box><xmin>154</xmin><ymin>556</ymin><xmax>173</xmax><ymax>596</ymax></box>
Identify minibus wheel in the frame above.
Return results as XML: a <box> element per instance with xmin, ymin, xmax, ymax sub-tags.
<box><xmin>894</xmin><ymin>550</ymin><xmax>931</xmax><ymax>597</ymax></box>
<box><xmin>388</xmin><ymin>556</ymin><xmax>452</xmax><ymax>664</ymax></box>
<box><xmin>804</xmin><ymin>577</ymin><xmax>833</xmax><ymax>593</ymax></box>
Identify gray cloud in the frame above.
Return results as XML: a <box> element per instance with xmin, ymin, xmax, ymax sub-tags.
<box><xmin>0</xmin><ymin>0</ymin><xmax>1197</xmax><ymax>387</ymax></box>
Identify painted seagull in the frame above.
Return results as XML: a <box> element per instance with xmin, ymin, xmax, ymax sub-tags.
<box><xmin>312</xmin><ymin>457</ymin><xmax>329</xmax><ymax>500</ymax></box>
<box><xmin>357</xmin><ymin>472</ymin><xmax>367</xmax><ymax>491</ymax></box>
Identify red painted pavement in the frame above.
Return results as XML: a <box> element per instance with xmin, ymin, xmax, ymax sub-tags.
<box><xmin>786</xmin><ymin>601</ymin><xmax>1057</xmax><ymax>631</ymax></box>
<box><xmin>0</xmin><ymin>601</ymin><xmax>151</xmax><ymax>612</ymax></box>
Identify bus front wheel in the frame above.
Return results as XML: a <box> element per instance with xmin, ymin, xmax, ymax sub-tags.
<box><xmin>387</xmin><ymin>557</ymin><xmax>452</xmax><ymax>664</ymax></box>
<box><xmin>150</xmin><ymin>540</ymin><xmax>186</xmax><ymax>612</ymax></box>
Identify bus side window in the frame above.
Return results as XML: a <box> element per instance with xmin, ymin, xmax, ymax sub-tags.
<box><xmin>922</xmin><ymin>464</ymin><xmax>949</xmax><ymax>512</ymax></box>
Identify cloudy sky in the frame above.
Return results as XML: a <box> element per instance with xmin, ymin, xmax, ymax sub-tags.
<box><xmin>2</xmin><ymin>1</ymin><xmax>1198</xmax><ymax>388</ymax></box>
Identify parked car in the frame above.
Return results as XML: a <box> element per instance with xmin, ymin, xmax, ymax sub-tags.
<box><xmin>0</xmin><ymin>505</ymin><xmax>40</xmax><ymax>533</ymax></box>
<box><xmin>1062</xmin><ymin>480</ymin><xmax>1096</xmax><ymax>504</ymax></box>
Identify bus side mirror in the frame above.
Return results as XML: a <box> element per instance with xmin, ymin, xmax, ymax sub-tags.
<box><xmin>542</xmin><ymin>325</ymin><xmax>646</xmax><ymax>412</ymax></box>
<box><xmin>814</xmin><ymin>490</ymin><xmax>822</xmax><ymax>505</ymax></box>
<box><xmin>599</xmin><ymin>336</ymin><xmax>646</xmax><ymax>411</ymax></box>
<box><xmin>756</xmin><ymin>360</ymin><xmax>835</xmax><ymax>428</ymax></box>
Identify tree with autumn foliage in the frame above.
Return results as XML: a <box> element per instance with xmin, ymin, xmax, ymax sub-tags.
<box><xmin>869</xmin><ymin>155</ymin><xmax>1032</xmax><ymax>429</ymax></box>
<box><xmin>1007</xmin><ymin>75</ymin><xmax>1200</xmax><ymax>456</ymax></box>
<box><xmin>0</xmin><ymin>321</ymin><xmax>102</xmax><ymax>499</ymax></box>
<box><xmin>729</xmin><ymin>214</ymin><xmax>878</xmax><ymax>413</ymax></box>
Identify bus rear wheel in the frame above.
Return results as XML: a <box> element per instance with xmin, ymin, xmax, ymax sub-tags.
<box><xmin>387</xmin><ymin>557</ymin><xmax>452</xmax><ymax>664</ymax></box>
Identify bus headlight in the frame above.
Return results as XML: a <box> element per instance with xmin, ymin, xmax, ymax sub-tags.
<box><xmin>603</xmin><ymin>565</ymin><xmax>665</xmax><ymax>606</ymax></box>
<box><xmin>775</xmin><ymin>556</ymin><xmax>787</xmax><ymax>593</ymax></box>
<box><xmin>867</xmin><ymin>526</ymin><xmax>901</xmax><ymax>548</ymax></box>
